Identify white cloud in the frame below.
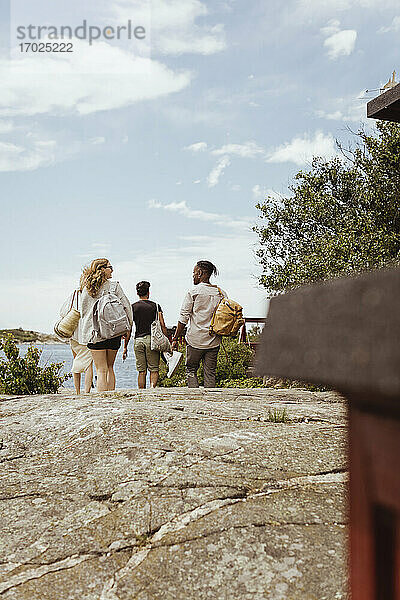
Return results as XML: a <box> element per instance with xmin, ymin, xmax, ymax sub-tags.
<box><xmin>252</xmin><ymin>185</ymin><xmax>264</xmax><ymax>200</ymax></box>
<box><xmin>0</xmin><ymin>121</ymin><xmax>124</xmax><ymax>172</ymax></box>
<box><xmin>211</xmin><ymin>141</ymin><xmax>266</xmax><ymax>158</ymax></box>
<box><xmin>0</xmin><ymin>41</ymin><xmax>191</xmax><ymax>117</ymax></box>
<box><xmin>320</xmin><ymin>19</ymin><xmax>341</xmax><ymax>36</ymax></box>
<box><xmin>316</xmin><ymin>110</ymin><xmax>343</xmax><ymax>120</ymax></box>
<box><xmin>185</xmin><ymin>141</ymin><xmax>208</xmax><ymax>152</ymax></box>
<box><xmin>321</xmin><ymin>20</ymin><xmax>357</xmax><ymax>59</ymax></box>
<box><xmin>0</xmin><ymin>138</ymin><xmax>56</xmax><ymax>172</ymax></box>
<box><xmin>193</xmin><ymin>179</ymin><xmax>201</xmax><ymax>184</ymax></box>
<box><xmin>252</xmin><ymin>185</ymin><xmax>281</xmax><ymax>201</ymax></box>
<box><xmin>110</xmin><ymin>0</ymin><xmax>226</xmax><ymax>56</ymax></box>
<box><xmin>316</xmin><ymin>91</ymin><xmax>366</xmax><ymax>122</ymax></box>
<box><xmin>207</xmin><ymin>155</ymin><xmax>231</xmax><ymax>187</ymax></box>
<box><xmin>297</xmin><ymin>0</ymin><xmax>396</xmax><ymax>14</ymax></box>
<box><xmin>159</xmin><ymin>23</ymin><xmax>226</xmax><ymax>55</ymax></box>
<box><xmin>91</xmin><ymin>137</ymin><xmax>106</xmax><ymax>145</ymax></box>
<box><xmin>267</xmin><ymin>131</ymin><xmax>337</xmax><ymax>166</ymax></box>
<box><xmin>162</xmin><ymin>103</ymin><xmax>229</xmax><ymax>127</ymax></box>
<box><xmin>324</xmin><ymin>29</ymin><xmax>357</xmax><ymax>59</ymax></box>
<box><xmin>148</xmin><ymin>198</ymin><xmax>252</xmax><ymax>229</ymax></box>
<box><xmin>0</xmin><ymin>120</ymin><xmax>14</xmax><ymax>134</ymax></box>
<box><xmin>379</xmin><ymin>16</ymin><xmax>400</xmax><ymax>33</ymax></box>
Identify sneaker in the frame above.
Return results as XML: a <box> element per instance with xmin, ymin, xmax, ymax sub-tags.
<box><xmin>163</xmin><ymin>351</ymin><xmax>183</xmax><ymax>378</ymax></box>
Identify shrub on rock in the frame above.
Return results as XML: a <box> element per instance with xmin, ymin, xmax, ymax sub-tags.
<box><xmin>0</xmin><ymin>334</ymin><xmax>70</xmax><ymax>395</ymax></box>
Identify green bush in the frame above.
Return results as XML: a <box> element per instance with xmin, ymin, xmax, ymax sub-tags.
<box><xmin>215</xmin><ymin>338</ymin><xmax>254</xmax><ymax>382</ymax></box>
<box><xmin>0</xmin><ymin>334</ymin><xmax>70</xmax><ymax>395</ymax></box>
<box><xmin>158</xmin><ymin>338</ymin><xmax>254</xmax><ymax>387</ymax></box>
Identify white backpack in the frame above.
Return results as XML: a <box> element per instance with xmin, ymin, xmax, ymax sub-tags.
<box><xmin>90</xmin><ymin>282</ymin><xmax>130</xmax><ymax>343</ymax></box>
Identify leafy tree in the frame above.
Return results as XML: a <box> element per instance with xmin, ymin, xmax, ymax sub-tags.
<box><xmin>254</xmin><ymin>122</ymin><xmax>400</xmax><ymax>294</ymax></box>
<box><xmin>0</xmin><ymin>334</ymin><xmax>69</xmax><ymax>395</ymax></box>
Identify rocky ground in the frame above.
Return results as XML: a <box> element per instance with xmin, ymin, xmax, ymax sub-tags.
<box><xmin>0</xmin><ymin>388</ymin><xmax>348</xmax><ymax>599</ymax></box>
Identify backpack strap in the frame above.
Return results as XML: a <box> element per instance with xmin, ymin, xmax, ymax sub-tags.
<box><xmin>90</xmin><ymin>299</ymin><xmax>101</xmax><ymax>343</ymax></box>
<box><xmin>152</xmin><ymin>300</ymin><xmax>160</xmax><ymax>322</ymax></box>
<box><xmin>68</xmin><ymin>290</ymin><xmax>78</xmax><ymax>311</ymax></box>
<box><xmin>209</xmin><ymin>287</ymin><xmax>225</xmax><ymax>333</ymax></box>
<box><xmin>207</xmin><ymin>283</ymin><xmax>224</xmax><ymax>297</ymax></box>
<box><xmin>74</xmin><ymin>290</ymin><xmax>80</xmax><ymax>311</ymax></box>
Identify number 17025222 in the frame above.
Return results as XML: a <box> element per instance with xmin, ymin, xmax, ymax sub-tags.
<box><xmin>19</xmin><ymin>42</ymin><xmax>73</xmax><ymax>52</ymax></box>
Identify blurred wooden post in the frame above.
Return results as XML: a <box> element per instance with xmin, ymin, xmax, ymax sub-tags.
<box><xmin>256</xmin><ymin>267</ymin><xmax>400</xmax><ymax>599</ymax></box>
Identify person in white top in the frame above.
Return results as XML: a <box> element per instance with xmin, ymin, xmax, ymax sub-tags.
<box><xmin>80</xmin><ymin>258</ymin><xmax>133</xmax><ymax>392</ymax></box>
<box><xmin>59</xmin><ymin>284</ymin><xmax>93</xmax><ymax>395</ymax></box>
<box><xmin>171</xmin><ymin>260</ymin><xmax>227</xmax><ymax>388</ymax></box>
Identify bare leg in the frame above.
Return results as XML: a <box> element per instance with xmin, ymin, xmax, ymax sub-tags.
<box><xmin>90</xmin><ymin>350</ymin><xmax>108</xmax><ymax>392</ymax></box>
<box><xmin>84</xmin><ymin>363</ymin><xmax>93</xmax><ymax>394</ymax></box>
<box><xmin>71</xmin><ymin>348</ymin><xmax>80</xmax><ymax>394</ymax></box>
<box><xmin>106</xmin><ymin>349</ymin><xmax>118</xmax><ymax>390</ymax></box>
<box><xmin>73</xmin><ymin>373</ymin><xmax>81</xmax><ymax>395</ymax></box>
<box><xmin>150</xmin><ymin>371</ymin><xmax>159</xmax><ymax>388</ymax></box>
<box><xmin>138</xmin><ymin>371</ymin><xmax>147</xmax><ymax>389</ymax></box>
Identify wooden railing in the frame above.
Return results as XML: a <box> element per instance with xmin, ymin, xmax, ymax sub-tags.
<box><xmin>238</xmin><ymin>317</ymin><xmax>267</xmax><ymax>350</ymax></box>
<box><xmin>255</xmin><ymin>267</ymin><xmax>400</xmax><ymax>599</ymax></box>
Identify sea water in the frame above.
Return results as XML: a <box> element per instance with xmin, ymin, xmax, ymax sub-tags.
<box><xmin>17</xmin><ymin>342</ymin><xmax>139</xmax><ymax>390</ymax></box>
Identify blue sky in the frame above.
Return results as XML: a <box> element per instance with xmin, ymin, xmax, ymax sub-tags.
<box><xmin>1</xmin><ymin>0</ymin><xmax>399</xmax><ymax>331</ymax></box>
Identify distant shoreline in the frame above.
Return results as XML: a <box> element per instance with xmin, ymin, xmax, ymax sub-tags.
<box><xmin>18</xmin><ymin>340</ymin><xmax>68</xmax><ymax>345</ymax></box>
<box><xmin>0</xmin><ymin>329</ymin><xmax>67</xmax><ymax>345</ymax></box>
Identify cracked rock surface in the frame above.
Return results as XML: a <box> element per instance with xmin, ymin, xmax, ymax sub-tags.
<box><xmin>0</xmin><ymin>388</ymin><xmax>348</xmax><ymax>599</ymax></box>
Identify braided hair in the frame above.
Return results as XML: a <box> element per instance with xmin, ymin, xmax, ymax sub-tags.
<box><xmin>196</xmin><ymin>260</ymin><xmax>219</xmax><ymax>278</ymax></box>
<box><xmin>81</xmin><ymin>258</ymin><xmax>109</xmax><ymax>297</ymax></box>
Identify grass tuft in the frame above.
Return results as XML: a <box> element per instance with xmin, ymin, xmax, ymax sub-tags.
<box><xmin>266</xmin><ymin>408</ymin><xmax>289</xmax><ymax>423</ymax></box>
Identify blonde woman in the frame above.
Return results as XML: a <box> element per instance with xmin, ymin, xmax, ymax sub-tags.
<box><xmin>80</xmin><ymin>258</ymin><xmax>133</xmax><ymax>392</ymax></box>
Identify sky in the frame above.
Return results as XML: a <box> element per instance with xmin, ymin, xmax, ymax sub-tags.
<box><xmin>1</xmin><ymin>0</ymin><xmax>399</xmax><ymax>332</ymax></box>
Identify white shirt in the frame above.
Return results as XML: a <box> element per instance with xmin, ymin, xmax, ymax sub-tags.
<box><xmin>179</xmin><ymin>282</ymin><xmax>227</xmax><ymax>349</ymax></box>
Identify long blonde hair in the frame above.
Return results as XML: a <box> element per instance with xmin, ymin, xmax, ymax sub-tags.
<box><xmin>81</xmin><ymin>258</ymin><xmax>109</xmax><ymax>297</ymax></box>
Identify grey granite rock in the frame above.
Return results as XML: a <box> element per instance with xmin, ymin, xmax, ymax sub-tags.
<box><xmin>0</xmin><ymin>388</ymin><xmax>348</xmax><ymax>599</ymax></box>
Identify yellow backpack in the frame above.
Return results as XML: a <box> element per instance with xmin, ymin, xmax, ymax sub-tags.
<box><xmin>209</xmin><ymin>288</ymin><xmax>245</xmax><ymax>337</ymax></box>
